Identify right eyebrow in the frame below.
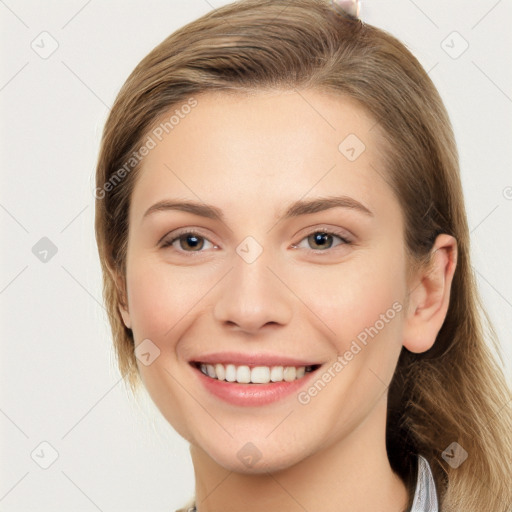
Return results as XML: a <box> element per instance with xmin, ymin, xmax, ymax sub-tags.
<box><xmin>142</xmin><ymin>200</ymin><xmax>224</xmax><ymax>223</ymax></box>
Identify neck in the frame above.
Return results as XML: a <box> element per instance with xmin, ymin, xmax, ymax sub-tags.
<box><xmin>189</xmin><ymin>399</ymin><xmax>409</xmax><ymax>512</ymax></box>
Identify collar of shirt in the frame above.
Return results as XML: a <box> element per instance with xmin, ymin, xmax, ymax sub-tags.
<box><xmin>410</xmin><ymin>454</ymin><xmax>439</xmax><ymax>512</ymax></box>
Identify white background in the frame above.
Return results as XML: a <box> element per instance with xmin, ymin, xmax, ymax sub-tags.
<box><xmin>1</xmin><ymin>1</ymin><xmax>511</xmax><ymax>510</ymax></box>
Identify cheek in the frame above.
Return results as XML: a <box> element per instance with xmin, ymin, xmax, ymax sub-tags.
<box><xmin>124</xmin><ymin>260</ymin><xmax>208</xmax><ymax>439</ymax></box>
<box><xmin>289</xmin><ymin>256</ymin><xmax>406</xmax><ymax>435</ymax></box>
<box><xmin>126</xmin><ymin>259</ymin><xmax>208</xmax><ymax>340</ymax></box>
<box><xmin>290</xmin><ymin>247</ymin><xmax>408</xmax><ymax>409</ymax></box>
<box><xmin>296</xmin><ymin>255</ymin><xmax>406</xmax><ymax>344</ymax></box>
<box><xmin>126</xmin><ymin>268</ymin><xmax>171</xmax><ymax>339</ymax></box>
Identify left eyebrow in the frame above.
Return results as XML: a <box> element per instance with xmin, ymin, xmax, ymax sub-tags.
<box><xmin>282</xmin><ymin>195</ymin><xmax>374</xmax><ymax>219</ymax></box>
<box><xmin>141</xmin><ymin>194</ymin><xmax>374</xmax><ymax>225</ymax></box>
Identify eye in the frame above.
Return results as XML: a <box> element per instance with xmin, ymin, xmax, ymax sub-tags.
<box><xmin>292</xmin><ymin>230</ymin><xmax>351</xmax><ymax>252</ymax></box>
<box><xmin>160</xmin><ymin>228</ymin><xmax>351</xmax><ymax>255</ymax></box>
<box><xmin>160</xmin><ymin>230</ymin><xmax>217</xmax><ymax>253</ymax></box>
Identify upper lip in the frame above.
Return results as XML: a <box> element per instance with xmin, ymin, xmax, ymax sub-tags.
<box><xmin>190</xmin><ymin>352</ymin><xmax>322</xmax><ymax>368</ymax></box>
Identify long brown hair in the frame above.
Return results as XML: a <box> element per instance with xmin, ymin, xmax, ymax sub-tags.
<box><xmin>94</xmin><ymin>1</ymin><xmax>512</xmax><ymax>509</ymax></box>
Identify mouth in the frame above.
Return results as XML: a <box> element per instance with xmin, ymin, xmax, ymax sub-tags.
<box><xmin>190</xmin><ymin>361</ymin><xmax>322</xmax><ymax>384</ymax></box>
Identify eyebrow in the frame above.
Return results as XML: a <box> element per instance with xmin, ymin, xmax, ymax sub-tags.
<box><xmin>142</xmin><ymin>195</ymin><xmax>374</xmax><ymax>224</ymax></box>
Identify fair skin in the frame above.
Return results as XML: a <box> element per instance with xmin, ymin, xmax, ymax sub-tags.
<box><xmin>117</xmin><ymin>89</ymin><xmax>457</xmax><ymax>512</ymax></box>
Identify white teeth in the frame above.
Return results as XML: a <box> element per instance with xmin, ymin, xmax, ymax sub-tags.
<box><xmin>197</xmin><ymin>362</ymin><xmax>312</xmax><ymax>383</ymax></box>
<box><xmin>215</xmin><ymin>363</ymin><xmax>225</xmax><ymax>380</ymax></box>
<box><xmin>225</xmin><ymin>364</ymin><xmax>237</xmax><ymax>382</ymax></box>
<box><xmin>283</xmin><ymin>367</ymin><xmax>296</xmax><ymax>382</ymax></box>
<box><xmin>236</xmin><ymin>365</ymin><xmax>251</xmax><ymax>383</ymax></box>
<box><xmin>251</xmin><ymin>366</ymin><xmax>270</xmax><ymax>384</ymax></box>
<box><xmin>270</xmin><ymin>366</ymin><xmax>283</xmax><ymax>382</ymax></box>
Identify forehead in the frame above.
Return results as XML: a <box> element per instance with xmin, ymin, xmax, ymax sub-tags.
<box><xmin>130</xmin><ymin>89</ymin><xmax>398</xmax><ymax>225</ymax></box>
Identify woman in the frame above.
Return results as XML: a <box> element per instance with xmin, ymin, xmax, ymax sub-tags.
<box><xmin>94</xmin><ymin>1</ymin><xmax>512</xmax><ymax>510</ymax></box>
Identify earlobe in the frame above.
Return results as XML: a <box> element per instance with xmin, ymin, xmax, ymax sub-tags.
<box><xmin>108</xmin><ymin>266</ymin><xmax>132</xmax><ymax>329</ymax></box>
<box><xmin>402</xmin><ymin>234</ymin><xmax>458</xmax><ymax>354</ymax></box>
<box><xmin>119</xmin><ymin>303</ymin><xmax>131</xmax><ymax>329</ymax></box>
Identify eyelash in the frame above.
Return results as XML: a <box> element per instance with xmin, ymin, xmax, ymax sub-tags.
<box><xmin>160</xmin><ymin>228</ymin><xmax>352</xmax><ymax>255</ymax></box>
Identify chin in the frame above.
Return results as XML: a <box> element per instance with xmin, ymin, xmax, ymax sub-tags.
<box><xmin>197</xmin><ymin>435</ymin><xmax>313</xmax><ymax>475</ymax></box>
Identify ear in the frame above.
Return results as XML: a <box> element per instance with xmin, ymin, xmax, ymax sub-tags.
<box><xmin>108</xmin><ymin>266</ymin><xmax>132</xmax><ymax>330</ymax></box>
<box><xmin>402</xmin><ymin>234</ymin><xmax>458</xmax><ymax>353</ymax></box>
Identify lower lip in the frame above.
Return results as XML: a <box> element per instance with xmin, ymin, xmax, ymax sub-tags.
<box><xmin>192</xmin><ymin>365</ymin><xmax>319</xmax><ymax>406</ymax></box>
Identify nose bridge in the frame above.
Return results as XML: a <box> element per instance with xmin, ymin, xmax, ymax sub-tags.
<box><xmin>213</xmin><ymin>239</ymin><xmax>293</xmax><ymax>332</ymax></box>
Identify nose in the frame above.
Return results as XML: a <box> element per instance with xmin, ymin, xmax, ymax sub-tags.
<box><xmin>213</xmin><ymin>250</ymin><xmax>294</xmax><ymax>335</ymax></box>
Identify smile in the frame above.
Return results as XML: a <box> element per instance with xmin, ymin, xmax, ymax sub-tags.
<box><xmin>193</xmin><ymin>362</ymin><xmax>320</xmax><ymax>384</ymax></box>
<box><xmin>189</xmin><ymin>352</ymin><xmax>323</xmax><ymax>406</ymax></box>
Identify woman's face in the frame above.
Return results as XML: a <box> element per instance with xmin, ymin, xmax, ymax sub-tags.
<box><xmin>120</xmin><ymin>89</ymin><xmax>410</xmax><ymax>472</ymax></box>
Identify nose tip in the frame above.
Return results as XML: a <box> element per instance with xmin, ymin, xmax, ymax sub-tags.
<box><xmin>212</xmin><ymin>258</ymin><xmax>293</xmax><ymax>335</ymax></box>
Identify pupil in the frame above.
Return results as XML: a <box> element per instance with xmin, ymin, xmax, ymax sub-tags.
<box><xmin>309</xmin><ymin>232</ymin><xmax>332</xmax><ymax>249</ymax></box>
<box><xmin>182</xmin><ymin>234</ymin><xmax>203</xmax><ymax>251</ymax></box>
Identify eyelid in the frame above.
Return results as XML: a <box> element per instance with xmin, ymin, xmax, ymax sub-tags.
<box><xmin>295</xmin><ymin>225</ymin><xmax>353</xmax><ymax>243</ymax></box>
<box><xmin>159</xmin><ymin>228</ymin><xmax>219</xmax><ymax>251</ymax></box>
<box><xmin>290</xmin><ymin>228</ymin><xmax>352</xmax><ymax>253</ymax></box>
<box><xmin>159</xmin><ymin>225</ymin><xmax>354</xmax><ymax>254</ymax></box>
